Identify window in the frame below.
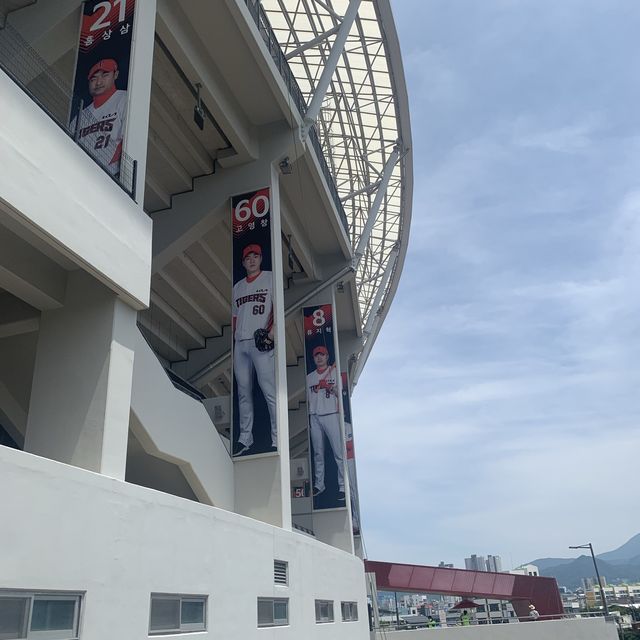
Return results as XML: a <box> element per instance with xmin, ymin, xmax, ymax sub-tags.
<box><xmin>149</xmin><ymin>594</ymin><xmax>206</xmax><ymax>635</ymax></box>
<box><xmin>341</xmin><ymin>601</ymin><xmax>358</xmax><ymax>622</ymax></box>
<box><xmin>0</xmin><ymin>592</ymin><xmax>81</xmax><ymax>640</ymax></box>
<box><xmin>315</xmin><ymin>600</ymin><xmax>334</xmax><ymax>623</ymax></box>
<box><xmin>273</xmin><ymin>560</ymin><xmax>288</xmax><ymax>586</ymax></box>
<box><xmin>257</xmin><ymin>598</ymin><xmax>288</xmax><ymax>627</ymax></box>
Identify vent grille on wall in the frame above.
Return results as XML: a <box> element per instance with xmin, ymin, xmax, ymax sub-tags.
<box><xmin>274</xmin><ymin>560</ymin><xmax>288</xmax><ymax>585</ymax></box>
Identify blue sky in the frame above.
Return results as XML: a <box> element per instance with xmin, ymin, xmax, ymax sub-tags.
<box><xmin>353</xmin><ymin>0</ymin><xmax>640</xmax><ymax>569</ymax></box>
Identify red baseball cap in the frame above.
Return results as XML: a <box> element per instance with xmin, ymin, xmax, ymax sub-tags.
<box><xmin>313</xmin><ymin>346</ymin><xmax>329</xmax><ymax>357</ymax></box>
<box><xmin>88</xmin><ymin>59</ymin><xmax>118</xmax><ymax>79</ymax></box>
<box><xmin>242</xmin><ymin>244</ymin><xmax>262</xmax><ymax>259</ymax></box>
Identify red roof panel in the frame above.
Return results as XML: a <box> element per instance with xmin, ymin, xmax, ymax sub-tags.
<box><xmin>364</xmin><ymin>560</ymin><xmax>563</xmax><ymax>617</ymax></box>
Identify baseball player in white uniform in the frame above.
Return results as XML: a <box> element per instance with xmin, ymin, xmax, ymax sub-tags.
<box><xmin>232</xmin><ymin>243</ymin><xmax>277</xmax><ymax>455</ymax></box>
<box><xmin>307</xmin><ymin>345</ymin><xmax>345</xmax><ymax>501</ymax></box>
<box><xmin>74</xmin><ymin>58</ymin><xmax>127</xmax><ymax>174</ymax></box>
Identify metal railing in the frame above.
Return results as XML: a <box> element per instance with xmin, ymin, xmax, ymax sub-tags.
<box><xmin>243</xmin><ymin>0</ymin><xmax>307</xmax><ymax>115</ymax></box>
<box><xmin>242</xmin><ymin>0</ymin><xmax>349</xmax><ymax>234</ymax></box>
<box><xmin>293</xmin><ymin>522</ymin><xmax>315</xmax><ymax>537</ymax></box>
<box><xmin>307</xmin><ymin>125</ymin><xmax>350</xmax><ymax>233</ymax></box>
<box><xmin>0</xmin><ymin>21</ymin><xmax>136</xmax><ymax>199</ymax></box>
<box><xmin>163</xmin><ymin>367</ymin><xmax>206</xmax><ymax>402</ymax></box>
<box><xmin>375</xmin><ymin>610</ymin><xmax>619</xmax><ymax>632</ymax></box>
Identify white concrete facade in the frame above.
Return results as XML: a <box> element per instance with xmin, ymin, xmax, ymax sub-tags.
<box><xmin>0</xmin><ymin>445</ymin><xmax>369</xmax><ymax>640</ymax></box>
<box><xmin>0</xmin><ymin>72</ymin><xmax>152</xmax><ymax>310</ymax></box>
<box><xmin>0</xmin><ymin>0</ymin><xmax>412</xmax><ymax>637</ymax></box>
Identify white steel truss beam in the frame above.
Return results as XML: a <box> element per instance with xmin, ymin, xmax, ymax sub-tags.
<box><xmin>361</xmin><ymin>244</ymin><xmax>398</xmax><ymax>338</ymax></box>
<box><xmin>285</xmin><ymin>24</ymin><xmax>341</xmax><ymax>60</ymax></box>
<box><xmin>354</xmin><ymin>144</ymin><xmax>400</xmax><ymax>267</ymax></box>
<box><xmin>340</xmin><ymin>180</ymin><xmax>381</xmax><ymax>202</ymax></box>
<box><xmin>303</xmin><ymin>0</ymin><xmax>362</xmax><ymax>132</ymax></box>
<box><xmin>311</xmin><ymin>0</ymin><xmax>342</xmax><ymax>21</ymax></box>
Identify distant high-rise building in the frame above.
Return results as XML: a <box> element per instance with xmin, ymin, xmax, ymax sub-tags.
<box><xmin>486</xmin><ymin>555</ymin><xmax>503</xmax><ymax>572</ymax></box>
<box><xmin>438</xmin><ymin>561</ymin><xmax>454</xmax><ymax>569</ymax></box>
<box><xmin>465</xmin><ymin>555</ymin><xmax>486</xmax><ymax>572</ymax></box>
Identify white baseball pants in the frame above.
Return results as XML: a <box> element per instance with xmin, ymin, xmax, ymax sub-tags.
<box><xmin>234</xmin><ymin>339</ymin><xmax>277</xmax><ymax>448</ymax></box>
<box><xmin>310</xmin><ymin>412</ymin><xmax>344</xmax><ymax>493</ymax></box>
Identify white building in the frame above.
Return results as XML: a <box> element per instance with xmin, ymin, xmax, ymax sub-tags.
<box><xmin>0</xmin><ymin>0</ymin><xmax>411</xmax><ymax>638</ymax></box>
<box><xmin>586</xmin><ymin>583</ymin><xmax>640</xmax><ymax>605</ymax></box>
<box><xmin>511</xmin><ymin>564</ymin><xmax>540</xmax><ymax>577</ymax></box>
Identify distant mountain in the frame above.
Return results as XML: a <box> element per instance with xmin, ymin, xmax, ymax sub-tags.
<box><xmin>597</xmin><ymin>534</ymin><xmax>640</xmax><ymax>565</ymax></box>
<box><xmin>528</xmin><ymin>557</ymin><xmax>576</xmax><ymax>571</ymax></box>
<box><xmin>527</xmin><ymin>533</ymin><xmax>640</xmax><ymax>590</ymax></box>
<box><xmin>541</xmin><ymin>555</ymin><xmax>640</xmax><ymax>590</ymax></box>
<box><xmin>528</xmin><ymin>534</ymin><xmax>640</xmax><ymax>571</ymax></box>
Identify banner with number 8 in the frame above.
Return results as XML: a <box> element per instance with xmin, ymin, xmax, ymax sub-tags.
<box><xmin>302</xmin><ymin>303</ymin><xmax>347</xmax><ymax>512</ymax></box>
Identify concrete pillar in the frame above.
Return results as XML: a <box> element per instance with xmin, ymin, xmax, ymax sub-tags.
<box><xmin>24</xmin><ymin>271</ymin><xmax>137</xmax><ymax>479</ymax></box>
<box><xmin>233</xmin><ymin>148</ymin><xmax>292</xmax><ymax>530</ymax></box>
<box><xmin>337</xmin><ymin>328</ymin><xmax>364</xmax><ymax>557</ymax></box>
<box><xmin>125</xmin><ymin>0</ymin><xmax>157</xmax><ymax>202</ymax></box>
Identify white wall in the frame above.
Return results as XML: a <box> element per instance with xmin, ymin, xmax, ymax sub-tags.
<box><xmin>0</xmin><ymin>445</ymin><xmax>369</xmax><ymax>640</ymax></box>
<box><xmin>382</xmin><ymin>618</ymin><xmax>618</xmax><ymax>640</ymax></box>
<box><xmin>0</xmin><ymin>71</ymin><xmax>152</xmax><ymax>309</ymax></box>
<box><xmin>25</xmin><ymin>271</ymin><xmax>136</xmax><ymax>480</ymax></box>
<box><xmin>130</xmin><ymin>330</ymin><xmax>234</xmax><ymax>510</ymax></box>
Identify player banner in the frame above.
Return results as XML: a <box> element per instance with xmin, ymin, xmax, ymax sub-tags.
<box><xmin>303</xmin><ymin>304</ymin><xmax>347</xmax><ymax>511</ymax></box>
<box><xmin>70</xmin><ymin>0</ymin><xmax>135</xmax><ymax>175</ymax></box>
<box><xmin>231</xmin><ymin>188</ymin><xmax>277</xmax><ymax>458</ymax></box>
<box><xmin>342</xmin><ymin>371</ymin><xmax>362</xmax><ymax>536</ymax></box>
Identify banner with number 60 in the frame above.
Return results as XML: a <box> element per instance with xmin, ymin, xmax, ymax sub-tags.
<box><xmin>230</xmin><ymin>188</ymin><xmax>278</xmax><ymax>459</ymax></box>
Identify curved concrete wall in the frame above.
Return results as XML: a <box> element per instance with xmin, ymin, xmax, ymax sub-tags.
<box><xmin>0</xmin><ymin>445</ymin><xmax>369</xmax><ymax>640</ymax></box>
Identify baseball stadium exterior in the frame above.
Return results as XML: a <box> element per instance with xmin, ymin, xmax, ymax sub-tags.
<box><xmin>0</xmin><ymin>1</ymin><xmax>411</xmax><ymax>639</ymax></box>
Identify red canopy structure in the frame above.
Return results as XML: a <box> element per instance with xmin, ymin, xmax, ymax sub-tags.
<box><xmin>364</xmin><ymin>560</ymin><xmax>563</xmax><ymax>619</ymax></box>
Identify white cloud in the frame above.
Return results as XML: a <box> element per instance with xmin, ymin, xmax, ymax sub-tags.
<box><xmin>512</xmin><ymin>115</ymin><xmax>602</xmax><ymax>153</ymax></box>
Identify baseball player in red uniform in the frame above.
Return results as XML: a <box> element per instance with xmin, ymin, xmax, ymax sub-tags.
<box><xmin>232</xmin><ymin>244</ymin><xmax>277</xmax><ymax>455</ymax></box>
<box><xmin>74</xmin><ymin>58</ymin><xmax>127</xmax><ymax>174</ymax></box>
<box><xmin>307</xmin><ymin>345</ymin><xmax>345</xmax><ymax>500</ymax></box>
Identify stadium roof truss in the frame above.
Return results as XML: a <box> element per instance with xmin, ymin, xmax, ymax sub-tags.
<box><xmin>259</xmin><ymin>0</ymin><xmax>413</xmax><ymax>366</ymax></box>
